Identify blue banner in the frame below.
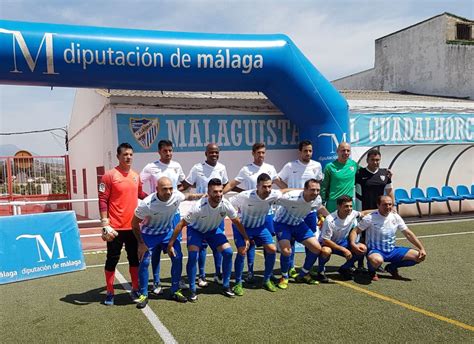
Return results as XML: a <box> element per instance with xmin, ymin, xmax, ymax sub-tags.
<box><xmin>117</xmin><ymin>113</ymin><xmax>299</xmax><ymax>152</ymax></box>
<box><xmin>350</xmin><ymin>113</ymin><xmax>473</xmax><ymax>146</ymax></box>
<box><xmin>0</xmin><ymin>20</ymin><xmax>348</xmax><ymax>165</ymax></box>
<box><xmin>0</xmin><ymin>211</ymin><xmax>85</xmax><ymax>284</ymax></box>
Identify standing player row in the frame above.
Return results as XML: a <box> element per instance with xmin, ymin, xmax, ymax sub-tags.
<box><xmin>98</xmin><ymin>140</ymin><xmax>398</xmax><ymax>306</ymax></box>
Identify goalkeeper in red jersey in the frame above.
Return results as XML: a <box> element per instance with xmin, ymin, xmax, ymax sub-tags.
<box><xmin>98</xmin><ymin>142</ymin><xmax>147</xmax><ymax>306</ymax></box>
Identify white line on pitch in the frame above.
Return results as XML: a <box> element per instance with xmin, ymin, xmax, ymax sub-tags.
<box><xmin>115</xmin><ymin>269</ymin><xmax>177</xmax><ymax>344</ymax></box>
<box><xmin>396</xmin><ymin>231</ymin><xmax>473</xmax><ymax>240</ymax></box>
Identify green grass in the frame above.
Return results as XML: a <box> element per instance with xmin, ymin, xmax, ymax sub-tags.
<box><xmin>1</xmin><ymin>220</ymin><xmax>473</xmax><ymax>343</ymax></box>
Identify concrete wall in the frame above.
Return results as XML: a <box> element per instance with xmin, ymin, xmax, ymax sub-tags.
<box><xmin>68</xmin><ymin>89</ymin><xmax>112</xmax><ymax>218</ymax></box>
<box><xmin>333</xmin><ymin>14</ymin><xmax>474</xmax><ymax>99</ymax></box>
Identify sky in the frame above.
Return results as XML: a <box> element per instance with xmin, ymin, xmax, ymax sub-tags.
<box><xmin>0</xmin><ymin>0</ymin><xmax>472</xmax><ymax>155</ymax></box>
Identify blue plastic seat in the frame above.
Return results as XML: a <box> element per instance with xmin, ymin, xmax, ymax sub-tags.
<box><xmin>457</xmin><ymin>185</ymin><xmax>474</xmax><ymax>200</ymax></box>
<box><xmin>394</xmin><ymin>188</ymin><xmax>415</xmax><ymax>213</ymax></box>
<box><xmin>410</xmin><ymin>188</ymin><xmax>431</xmax><ymax>203</ymax></box>
<box><xmin>410</xmin><ymin>187</ymin><xmax>432</xmax><ymax>217</ymax></box>
<box><xmin>442</xmin><ymin>186</ymin><xmax>464</xmax><ymax>214</ymax></box>
<box><xmin>426</xmin><ymin>187</ymin><xmax>447</xmax><ymax>202</ymax></box>
<box><xmin>442</xmin><ymin>186</ymin><xmax>463</xmax><ymax>201</ymax></box>
<box><xmin>395</xmin><ymin>188</ymin><xmax>416</xmax><ymax>204</ymax></box>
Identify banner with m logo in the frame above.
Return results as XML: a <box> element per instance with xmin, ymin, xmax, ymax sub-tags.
<box><xmin>0</xmin><ymin>211</ymin><xmax>85</xmax><ymax>284</ymax></box>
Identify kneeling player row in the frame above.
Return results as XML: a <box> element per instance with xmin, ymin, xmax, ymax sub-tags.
<box><xmin>128</xmin><ymin>176</ymin><xmax>426</xmax><ymax>308</ymax></box>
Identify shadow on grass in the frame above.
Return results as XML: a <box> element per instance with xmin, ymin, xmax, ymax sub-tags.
<box><xmin>60</xmin><ymin>284</ymin><xmax>137</xmax><ymax>307</ymax></box>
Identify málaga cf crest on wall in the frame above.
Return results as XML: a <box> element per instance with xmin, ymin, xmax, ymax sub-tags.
<box><xmin>130</xmin><ymin>118</ymin><xmax>159</xmax><ymax>149</ymax></box>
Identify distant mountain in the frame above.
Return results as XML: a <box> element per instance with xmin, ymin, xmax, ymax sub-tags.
<box><xmin>0</xmin><ymin>144</ymin><xmax>37</xmax><ymax>156</ymax></box>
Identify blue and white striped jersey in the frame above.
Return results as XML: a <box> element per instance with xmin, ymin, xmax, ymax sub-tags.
<box><xmin>358</xmin><ymin>211</ymin><xmax>408</xmax><ymax>252</ymax></box>
<box><xmin>185</xmin><ymin>161</ymin><xmax>229</xmax><ymax>193</ymax></box>
<box><xmin>185</xmin><ymin>197</ymin><xmax>238</xmax><ymax>233</ymax></box>
<box><xmin>230</xmin><ymin>189</ymin><xmax>282</xmax><ymax>228</ymax></box>
<box><xmin>135</xmin><ymin>191</ymin><xmax>185</xmax><ymax>235</ymax></box>
<box><xmin>235</xmin><ymin>162</ymin><xmax>278</xmax><ymax>190</ymax></box>
<box><xmin>278</xmin><ymin>159</ymin><xmax>323</xmax><ymax>188</ymax></box>
<box><xmin>320</xmin><ymin>210</ymin><xmax>360</xmax><ymax>244</ymax></box>
<box><xmin>140</xmin><ymin>160</ymin><xmax>185</xmax><ymax>193</ymax></box>
<box><xmin>273</xmin><ymin>190</ymin><xmax>322</xmax><ymax>226</ymax></box>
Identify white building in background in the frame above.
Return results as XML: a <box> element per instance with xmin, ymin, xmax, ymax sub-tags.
<box><xmin>68</xmin><ymin>13</ymin><xmax>473</xmax><ymax>220</ymax></box>
<box><xmin>68</xmin><ymin>88</ymin><xmax>474</xmax><ymax>220</ymax></box>
<box><xmin>333</xmin><ymin>13</ymin><xmax>473</xmax><ymax>99</ymax></box>
<box><xmin>68</xmin><ymin>89</ymin><xmax>298</xmax><ymax>219</ymax></box>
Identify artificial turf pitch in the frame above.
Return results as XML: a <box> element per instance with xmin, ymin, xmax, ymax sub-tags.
<box><xmin>1</xmin><ymin>220</ymin><xmax>473</xmax><ymax>343</ymax></box>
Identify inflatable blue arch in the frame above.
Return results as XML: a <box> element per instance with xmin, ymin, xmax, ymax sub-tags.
<box><xmin>0</xmin><ymin>20</ymin><xmax>348</xmax><ymax>163</ymax></box>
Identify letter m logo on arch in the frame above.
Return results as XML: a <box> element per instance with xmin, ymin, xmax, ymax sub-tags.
<box><xmin>16</xmin><ymin>232</ymin><xmax>67</xmax><ymax>263</ymax></box>
<box><xmin>0</xmin><ymin>28</ymin><xmax>58</xmax><ymax>75</ymax></box>
<box><xmin>318</xmin><ymin>132</ymin><xmax>347</xmax><ymax>153</ymax></box>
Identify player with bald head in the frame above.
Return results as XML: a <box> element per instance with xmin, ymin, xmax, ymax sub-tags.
<box><xmin>140</xmin><ymin>140</ymin><xmax>187</xmax><ymax>293</ymax></box>
<box><xmin>181</xmin><ymin>143</ymin><xmax>229</xmax><ymax>287</ymax></box>
<box><xmin>349</xmin><ymin>195</ymin><xmax>427</xmax><ymax>281</ymax></box>
<box><xmin>321</xmin><ymin>142</ymin><xmax>359</xmax><ymax>212</ymax></box>
<box><xmin>132</xmin><ymin>177</ymin><xmax>203</xmax><ymax>308</ymax></box>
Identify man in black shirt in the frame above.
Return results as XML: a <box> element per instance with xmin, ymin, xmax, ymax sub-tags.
<box><xmin>355</xmin><ymin>148</ymin><xmax>394</xmax><ymax>271</ymax></box>
<box><xmin>355</xmin><ymin>149</ymin><xmax>394</xmax><ymax>210</ymax></box>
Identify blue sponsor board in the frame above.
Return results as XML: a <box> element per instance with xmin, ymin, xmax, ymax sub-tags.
<box><xmin>351</xmin><ymin>113</ymin><xmax>473</xmax><ymax>146</ymax></box>
<box><xmin>0</xmin><ymin>20</ymin><xmax>349</xmax><ymax>163</ymax></box>
<box><xmin>0</xmin><ymin>211</ymin><xmax>86</xmax><ymax>284</ymax></box>
<box><xmin>117</xmin><ymin>113</ymin><xmax>299</xmax><ymax>152</ymax></box>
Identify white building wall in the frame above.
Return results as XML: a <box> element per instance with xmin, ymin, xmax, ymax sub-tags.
<box><xmin>69</xmin><ymin>90</ymin><xmax>473</xmax><ymax>220</ymax></box>
<box><xmin>69</xmin><ymin>92</ymin><xmax>300</xmax><ymax>219</ymax></box>
<box><xmin>68</xmin><ymin>89</ymin><xmax>113</xmax><ymax>219</ymax></box>
<box><xmin>333</xmin><ymin>14</ymin><xmax>474</xmax><ymax>99</ymax></box>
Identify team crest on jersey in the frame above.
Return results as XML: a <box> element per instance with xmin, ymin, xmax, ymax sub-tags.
<box><xmin>130</xmin><ymin>118</ymin><xmax>159</xmax><ymax>149</ymax></box>
<box><xmin>98</xmin><ymin>183</ymin><xmax>106</xmax><ymax>193</ymax></box>
<box><xmin>380</xmin><ymin>175</ymin><xmax>386</xmax><ymax>181</ymax></box>
<box><xmin>133</xmin><ymin>176</ymin><xmax>138</xmax><ymax>183</ymax></box>
<box><xmin>220</xmin><ymin>211</ymin><xmax>226</xmax><ymax>217</ymax></box>
<box><xmin>350</xmin><ymin>166</ymin><xmax>355</xmax><ymax>171</ymax></box>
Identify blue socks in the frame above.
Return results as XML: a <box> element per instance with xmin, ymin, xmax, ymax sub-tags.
<box><xmin>213</xmin><ymin>249</ymin><xmax>223</xmax><ymax>277</ymax></box>
<box><xmin>280</xmin><ymin>254</ymin><xmax>290</xmax><ymax>278</ymax></box>
<box><xmin>138</xmin><ymin>250</ymin><xmax>151</xmax><ymax>296</ymax></box>
<box><xmin>187</xmin><ymin>250</ymin><xmax>199</xmax><ymax>293</ymax></box>
<box><xmin>151</xmin><ymin>247</ymin><xmax>161</xmax><ymax>285</ymax></box>
<box><xmin>318</xmin><ymin>255</ymin><xmax>330</xmax><ymax>273</ymax></box>
<box><xmin>170</xmin><ymin>243</ymin><xmax>183</xmax><ymax>293</ymax></box>
<box><xmin>264</xmin><ymin>252</ymin><xmax>276</xmax><ymax>282</ymax></box>
<box><xmin>247</xmin><ymin>243</ymin><xmax>256</xmax><ymax>275</ymax></box>
<box><xmin>221</xmin><ymin>247</ymin><xmax>233</xmax><ymax>288</ymax></box>
<box><xmin>299</xmin><ymin>251</ymin><xmax>318</xmax><ymax>276</ymax></box>
<box><xmin>198</xmin><ymin>247</ymin><xmax>206</xmax><ymax>278</ymax></box>
<box><xmin>234</xmin><ymin>253</ymin><xmax>245</xmax><ymax>284</ymax></box>
<box><xmin>289</xmin><ymin>241</ymin><xmax>296</xmax><ymax>269</ymax></box>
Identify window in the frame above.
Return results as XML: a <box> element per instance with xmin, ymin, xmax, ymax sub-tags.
<box><xmin>72</xmin><ymin>169</ymin><xmax>77</xmax><ymax>194</ymax></box>
<box><xmin>96</xmin><ymin>166</ymin><xmax>105</xmax><ymax>189</ymax></box>
<box><xmin>456</xmin><ymin>23</ymin><xmax>472</xmax><ymax>40</ymax></box>
<box><xmin>82</xmin><ymin>169</ymin><xmax>88</xmax><ymax>195</ymax></box>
